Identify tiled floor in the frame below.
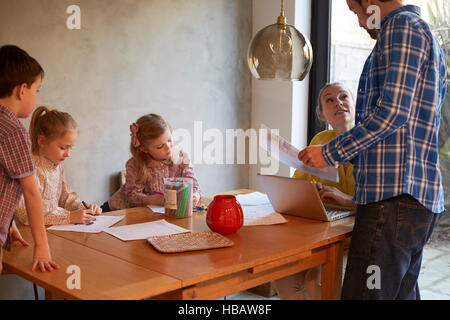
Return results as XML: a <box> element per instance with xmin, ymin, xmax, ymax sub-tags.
<box><xmin>418</xmin><ymin>241</ymin><xmax>450</xmax><ymax>299</ymax></box>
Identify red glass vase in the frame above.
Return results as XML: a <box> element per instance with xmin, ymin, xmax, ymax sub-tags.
<box><xmin>206</xmin><ymin>195</ymin><xmax>244</xmax><ymax>235</ymax></box>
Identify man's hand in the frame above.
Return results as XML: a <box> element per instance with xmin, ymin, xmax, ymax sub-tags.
<box><xmin>298</xmin><ymin>145</ymin><xmax>329</xmax><ymax>168</ymax></box>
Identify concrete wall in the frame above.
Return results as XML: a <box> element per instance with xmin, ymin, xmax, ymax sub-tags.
<box><xmin>0</xmin><ymin>0</ymin><xmax>251</xmax><ymax>299</ymax></box>
<box><xmin>0</xmin><ymin>0</ymin><xmax>252</xmax><ymax>201</ymax></box>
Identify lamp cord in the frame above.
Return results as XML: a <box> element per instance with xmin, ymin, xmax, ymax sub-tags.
<box><xmin>277</xmin><ymin>0</ymin><xmax>287</xmax><ymax>25</ymax></box>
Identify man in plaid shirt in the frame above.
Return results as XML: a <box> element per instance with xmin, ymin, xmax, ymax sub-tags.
<box><xmin>299</xmin><ymin>0</ymin><xmax>447</xmax><ymax>299</ymax></box>
<box><xmin>0</xmin><ymin>45</ymin><xmax>58</xmax><ymax>273</ymax></box>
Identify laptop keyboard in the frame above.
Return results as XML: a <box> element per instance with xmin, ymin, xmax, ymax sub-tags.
<box><xmin>326</xmin><ymin>210</ymin><xmax>354</xmax><ymax>221</ymax></box>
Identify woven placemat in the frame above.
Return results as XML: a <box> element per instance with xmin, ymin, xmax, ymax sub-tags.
<box><xmin>147</xmin><ymin>232</ymin><xmax>234</xmax><ymax>253</ymax></box>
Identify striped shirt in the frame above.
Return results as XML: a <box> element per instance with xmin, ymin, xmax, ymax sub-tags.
<box><xmin>0</xmin><ymin>105</ymin><xmax>35</xmax><ymax>249</ymax></box>
<box><xmin>323</xmin><ymin>6</ymin><xmax>447</xmax><ymax>213</ymax></box>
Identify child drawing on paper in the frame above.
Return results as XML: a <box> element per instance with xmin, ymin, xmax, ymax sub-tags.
<box><xmin>103</xmin><ymin>113</ymin><xmax>201</xmax><ymax>211</ymax></box>
<box><xmin>16</xmin><ymin>106</ymin><xmax>102</xmax><ymax>225</ymax></box>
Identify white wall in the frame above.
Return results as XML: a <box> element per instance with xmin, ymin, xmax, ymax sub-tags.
<box><xmin>250</xmin><ymin>0</ymin><xmax>311</xmax><ymax>191</ymax></box>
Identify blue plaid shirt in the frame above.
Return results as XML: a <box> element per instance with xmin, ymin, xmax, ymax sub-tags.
<box><xmin>323</xmin><ymin>6</ymin><xmax>447</xmax><ymax>213</ymax></box>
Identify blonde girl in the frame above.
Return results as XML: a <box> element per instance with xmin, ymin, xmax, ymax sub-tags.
<box><xmin>105</xmin><ymin>113</ymin><xmax>201</xmax><ymax>211</ymax></box>
<box><xmin>16</xmin><ymin>106</ymin><xmax>102</xmax><ymax>225</ymax></box>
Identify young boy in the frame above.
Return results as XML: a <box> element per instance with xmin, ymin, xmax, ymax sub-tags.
<box><xmin>0</xmin><ymin>45</ymin><xmax>59</xmax><ymax>273</ymax></box>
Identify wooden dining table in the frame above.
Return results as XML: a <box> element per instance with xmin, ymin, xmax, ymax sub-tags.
<box><xmin>2</xmin><ymin>189</ymin><xmax>354</xmax><ymax>300</ymax></box>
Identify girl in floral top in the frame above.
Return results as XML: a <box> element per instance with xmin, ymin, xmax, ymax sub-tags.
<box><xmin>16</xmin><ymin>106</ymin><xmax>102</xmax><ymax>225</ymax></box>
<box><xmin>104</xmin><ymin>113</ymin><xmax>201</xmax><ymax>211</ymax></box>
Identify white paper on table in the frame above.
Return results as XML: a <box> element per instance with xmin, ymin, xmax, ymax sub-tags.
<box><xmin>148</xmin><ymin>205</ymin><xmax>165</xmax><ymax>214</ymax></box>
<box><xmin>236</xmin><ymin>192</ymin><xmax>271</xmax><ymax>206</ymax></box>
<box><xmin>242</xmin><ymin>204</ymin><xmax>287</xmax><ymax>226</ymax></box>
<box><xmin>47</xmin><ymin>215</ymin><xmax>125</xmax><ymax>233</ymax></box>
<box><xmin>259</xmin><ymin>123</ymin><xmax>339</xmax><ymax>183</ymax></box>
<box><xmin>103</xmin><ymin>219</ymin><xmax>190</xmax><ymax>241</ymax></box>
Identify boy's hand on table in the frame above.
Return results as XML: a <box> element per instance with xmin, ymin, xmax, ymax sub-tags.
<box><xmin>9</xmin><ymin>220</ymin><xmax>29</xmax><ymax>247</ymax></box>
<box><xmin>32</xmin><ymin>243</ymin><xmax>60</xmax><ymax>272</ymax></box>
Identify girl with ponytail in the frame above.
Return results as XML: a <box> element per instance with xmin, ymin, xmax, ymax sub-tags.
<box><xmin>16</xmin><ymin>106</ymin><xmax>102</xmax><ymax>225</ymax></box>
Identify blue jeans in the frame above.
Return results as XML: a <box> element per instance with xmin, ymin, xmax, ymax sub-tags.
<box><xmin>341</xmin><ymin>194</ymin><xmax>440</xmax><ymax>300</ymax></box>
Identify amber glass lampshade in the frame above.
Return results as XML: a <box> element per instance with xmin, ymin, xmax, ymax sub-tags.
<box><xmin>247</xmin><ymin>2</ymin><xmax>313</xmax><ymax>81</ymax></box>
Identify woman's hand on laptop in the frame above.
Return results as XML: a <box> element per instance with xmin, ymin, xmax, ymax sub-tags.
<box><xmin>316</xmin><ymin>184</ymin><xmax>354</xmax><ymax>207</ymax></box>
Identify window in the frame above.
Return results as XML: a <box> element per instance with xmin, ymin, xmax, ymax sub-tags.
<box><xmin>329</xmin><ymin>0</ymin><xmax>375</xmax><ymax>94</ymax></box>
<box><xmin>330</xmin><ymin>0</ymin><xmax>435</xmax><ymax>93</ymax></box>
<box><xmin>307</xmin><ymin>0</ymin><xmax>331</xmax><ymax>142</ymax></box>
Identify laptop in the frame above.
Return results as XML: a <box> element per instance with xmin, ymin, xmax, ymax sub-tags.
<box><xmin>257</xmin><ymin>174</ymin><xmax>355</xmax><ymax>221</ymax></box>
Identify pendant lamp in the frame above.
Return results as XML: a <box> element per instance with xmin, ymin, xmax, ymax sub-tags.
<box><xmin>248</xmin><ymin>0</ymin><xmax>313</xmax><ymax>81</ymax></box>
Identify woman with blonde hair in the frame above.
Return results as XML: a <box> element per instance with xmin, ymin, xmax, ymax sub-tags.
<box><xmin>275</xmin><ymin>82</ymin><xmax>356</xmax><ymax>300</ymax></box>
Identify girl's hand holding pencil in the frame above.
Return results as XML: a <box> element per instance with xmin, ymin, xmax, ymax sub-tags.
<box><xmin>82</xmin><ymin>201</ymin><xmax>102</xmax><ymax>215</ymax></box>
<box><xmin>70</xmin><ymin>209</ymin><xmax>96</xmax><ymax>224</ymax></box>
<box><xmin>70</xmin><ymin>201</ymin><xmax>102</xmax><ymax>225</ymax></box>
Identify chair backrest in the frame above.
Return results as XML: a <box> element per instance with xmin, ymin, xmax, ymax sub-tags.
<box><xmin>119</xmin><ymin>170</ymin><xmax>126</xmax><ymax>187</ymax></box>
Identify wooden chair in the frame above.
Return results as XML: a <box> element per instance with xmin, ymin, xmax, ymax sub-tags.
<box><xmin>119</xmin><ymin>170</ymin><xmax>126</xmax><ymax>187</ymax></box>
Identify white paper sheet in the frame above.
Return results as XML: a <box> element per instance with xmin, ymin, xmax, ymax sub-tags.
<box><xmin>236</xmin><ymin>192</ymin><xmax>271</xmax><ymax>206</ymax></box>
<box><xmin>47</xmin><ymin>215</ymin><xmax>125</xmax><ymax>233</ymax></box>
<box><xmin>148</xmin><ymin>205</ymin><xmax>165</xmax><ymax>214</ymax></box>
<box><xmin>242</xmin><ymin>204</ymin><xmax>287</xmax><ymax>226</ymax></box>
<box><xmin>260</xmin><ymin>123</ymin><xmax>339</xmax><ymax>182</ymax></box>
<box><xmin>103</xmin><ymin>219</ymin><xmax>190</xmax><ymax>241</ymax></box>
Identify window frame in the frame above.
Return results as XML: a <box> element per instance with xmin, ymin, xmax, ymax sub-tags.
<box><xmin>307</xmin><ymin>0</ymin><xmax>332</xmax><ymax>143</ymax></box>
